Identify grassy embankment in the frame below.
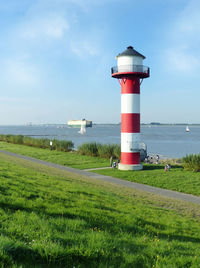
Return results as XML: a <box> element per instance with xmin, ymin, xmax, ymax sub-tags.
<box><xmin>1</xmin><ymin>141</ymin><xmax>200</xmax><ymax>197</ymax></box>
<box><xmin>1</xmin><ymin>152</ymin><xmax>200</xmax><ymax>267</ymax></box>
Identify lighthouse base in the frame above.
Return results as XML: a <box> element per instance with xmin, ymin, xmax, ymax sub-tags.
<box><xmin>118</xmin><ymin>163</ymin><xmax>143</xmax><ymax>171</ymax></box>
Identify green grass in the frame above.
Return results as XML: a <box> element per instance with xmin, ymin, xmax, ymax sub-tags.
<box><xmin>1</xmin><ymin>141</ymin><xmax>200</xmax><ymax>197</ymax></box>
<box><xmin>93</xmin><ymin>164</ymin><xmax>200</xmax><ymax>197</ymax></box>
<box><xmin>0</xmin><ymin>141</ymin><xmax>109</xmax><ymax>169</ymax></box>
<box><xmin>1</xmin><ymin>153</ymin><xmax>200</xmax><ymax>267</ymax></box>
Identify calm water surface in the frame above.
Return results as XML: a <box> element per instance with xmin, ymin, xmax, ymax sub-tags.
<box><xmin>0</xmin><ymin>124</ymin><xmax>200</xmax><ymax>158</ymax></box>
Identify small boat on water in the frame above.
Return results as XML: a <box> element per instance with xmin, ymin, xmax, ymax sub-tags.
<box><xmin>186</xmin><ymin>125</ymin><xmax>190</xmax><ymax>132</ymax></box>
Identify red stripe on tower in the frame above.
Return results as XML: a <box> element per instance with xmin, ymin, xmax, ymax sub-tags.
<box><xmin>121</xmin><ymin>152</ymin><xmax>140</xmax><ymax>165</ymax></box>
<box><xmin>121</xmin><ymin>113</ymin><xmax>140</xmax><ymax>133</ymax></box>
<box><xmin>121</xmin><ymin>78</ymin><xmax>140</xmax><ymax>94</ymax></box>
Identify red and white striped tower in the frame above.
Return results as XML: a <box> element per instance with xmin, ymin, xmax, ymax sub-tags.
<box><xmin>111</xmin><ymin>46</ymin><xmax>150</xmax><ymax>170</ymax></box>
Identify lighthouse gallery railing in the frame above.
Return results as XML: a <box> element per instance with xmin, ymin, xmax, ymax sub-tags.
<box><xmin>111</xmin><ymin>65</ymin><xmax>150</xmax><ymax>75</ymax></box>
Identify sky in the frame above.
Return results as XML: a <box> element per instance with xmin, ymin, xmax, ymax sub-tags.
<box><xmin>0</xmin><ymin>0</ymin><xmax>199</xmax><ymax>125</ymax></box>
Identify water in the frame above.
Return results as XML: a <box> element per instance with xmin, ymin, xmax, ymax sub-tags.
<box><xmin>0</xmin><ymin>124</ymin><xmax>200</xmax><ymax>158</ymax></box>
<box><xmin>141</xmin><ymin>125</ymin><xmax>200</xmax><ymax>158</ymax></box>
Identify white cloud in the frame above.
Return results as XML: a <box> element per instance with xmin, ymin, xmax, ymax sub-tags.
<box><xmin>164</xmin><ymin>0</ymin><xmax>200</xmax><ymax>73</ymax></box>
<box><xmin>0</xmin><ymin>0</ymin><xmax>106</xmax><ymax>96</ymax></box>
<box><xmin>50</xmin><ymin>0</ymin><xmax>120</xmax><ymax>11</ymax></box>
<box><xmin>20</xmin><ymin>13</ymin><xmax>69</xmax><ymax>41</ymax></box>
<box><xmin>3</xmin><ymin>58</ymin><xmax>39</xmax><ymax>87</ymax></box>
<box><xmin>10</xmin><ymin>1</ymin><xmax>105</xmax><ymax>61</ymax></box>
<box><xmin>175</xmin><ymin>0</ymin><xmax>200</xmax><ymax>39</ymax></box>
<box><xmin>70</xmin><ymin>40</ymin><xmax>99</xmax><ymax>57</ymax></box>
<box><xmin>166</xmin><ymin>47</ymin><xmax>200</xmax><ymax>72</ymax></box>
<box><xmin>5</xmin><ymin>0</ymin><xmax>107</xmax><ymax>60</ymax></box>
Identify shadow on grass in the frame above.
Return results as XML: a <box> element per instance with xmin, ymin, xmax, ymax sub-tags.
<box><xmin>0</xmin><ymin>201</ymin><xmax>33</xmax><ymax>213</ymax></box>
<box><xmin>2</xmin><ymin>198</ymin><xmax>199</xmax><ymax>245</ymax></box>
<box><xmin>46</xmin><ymin>209</ymin><xmax>200</xmax><ymax>244</ymax></box>
<box><xmin>135</xmin><ymin>218</ymin><xmax>200</xmax><ymax>243</ymax></box>
<box><xmin>3</xmin><ymin>234</ymin><xmax>129</xmax><ymax>268</ymax></box>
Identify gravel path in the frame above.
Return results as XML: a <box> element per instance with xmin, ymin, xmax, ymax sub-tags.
<box><xmin>1</xmin><ymin>149</ymin><xmax>200</xmax><ymax>205</ymax></box>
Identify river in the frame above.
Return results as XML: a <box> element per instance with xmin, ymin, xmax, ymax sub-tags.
<box><xmin>0</xmin><ymin>124</ymin><xmax>199</xmax><ymax>158</ymax></box>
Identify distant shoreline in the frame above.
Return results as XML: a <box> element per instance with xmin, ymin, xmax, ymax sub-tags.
<box><xmin>94</xmin><ymin>123</ymin><xmax>200</xmax><ymax>126</ymax></box>
<box><xmin>141</xmin><ymin>123</ymin><xmax>200</xmax><ymax>126</ymax></box>
<box><xmin>0</xmin><ymin>123</ymin><xmax>200</xmax><ymax>127</ymax></box>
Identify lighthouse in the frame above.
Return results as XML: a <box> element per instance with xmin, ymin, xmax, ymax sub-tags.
<box><xmin>111</xmin><ymin>46</ymin><xmax>150</xmax><ymax>170</ymax></box>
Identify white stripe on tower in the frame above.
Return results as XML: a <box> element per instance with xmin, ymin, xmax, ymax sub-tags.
<box><xmin>121</xmin><ymin>94</ymin><xmax>140</xmax><ymax>114</ymax></box>
<box><xmin>121</xmin><ymin>133</ymin><xmax>140</xmax><ymax>152</ymax></box>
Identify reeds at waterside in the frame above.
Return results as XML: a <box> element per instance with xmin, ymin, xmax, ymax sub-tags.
<box><xmin>0</xmin><ymin>134</ymin><xmax>74</xmax><ymax>152</ymax></box>
<box><xmin>77</xmin><ymin>142</ymin><xmax>121</xmax><ymax>159</ymax></box>
<box><xmin>182</xmin><ymin>154</ymin><xmax>200</xmax><ymax>172</ymax></box>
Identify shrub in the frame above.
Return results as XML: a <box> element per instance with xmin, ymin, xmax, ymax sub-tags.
<box><xmin>60</xmin><ymin>140</ymin><xmax>74</xmax><ymax>152</ymax></box>
<box><xmin>97</xmin><ymin>144</ymin><xmax>114</xmax><ymax>158</ymax></box>
<box><xmin>0</xmin><ymin>134</ymin><xmax>8</xmax><ymax>142</ymax></box>
<box><xmin>113</xmin><ymin>144</ymin><xmax>121</xmax><ymax>159</ymax></box>
<box><xmin>52</xmin><ymin>139</ymin><xmax>74</xmax><ymax>152</ymax></box>
<box><xmin>77</xmin><ymin>142</ymin><xmax>99</xmax><ymax>157</ymax></box>
<box><xmin>23</xmin><ymin>136</ymin><xmax>35</xmax><ymax>147</ymax></box>
<box><xmin>182</xmin><ymin>154</ymin><xmax>200</xmax><ymax>172</ymax></box>
<box><xmin>14</xmin><ymin>135</ymin><xmax>24</xmax><ymax>144</ymax></box>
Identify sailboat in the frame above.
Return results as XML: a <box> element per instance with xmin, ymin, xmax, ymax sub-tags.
<box><xmin>186</xmin><ymin>125</ymin><xmax>190</xmax><ymax>132</ymax></box>
<box><xmin>78</xmin><ymin>125</ymin><xmax>86</xmax><ymax>134</ymax></box>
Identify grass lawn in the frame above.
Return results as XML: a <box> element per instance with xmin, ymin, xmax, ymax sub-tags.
<box><xmin>0</xmin><ymin>141</ymin><xmax>109</xmax><ymax>169</ymax></box>
<box><xmin>92</xmin><ymin>164</ymin><xmax>200</xmax><ymax>197</ymax></box>
<box><xmin>93</xmin><ymin>164</ymin><xmax>200</xmax><ymax>197</ymax></box>
<box><xmin>1</xmin><ymin>153</ymin><xmax>200</xmax><ymax>267</ymax></box>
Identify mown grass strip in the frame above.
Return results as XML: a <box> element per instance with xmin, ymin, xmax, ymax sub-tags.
<box><xmin>0</xmin><ymin>141</ymin><xmax>109</xmax><ymax>169</ymax></box>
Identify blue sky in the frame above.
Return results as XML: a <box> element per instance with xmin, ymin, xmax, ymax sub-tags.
<box><xmin>0</xmin><ymin>0</ymin><xmax>199</xmax><ymax>124</ymax></box>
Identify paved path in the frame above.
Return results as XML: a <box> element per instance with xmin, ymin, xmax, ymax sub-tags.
<box><xmin>83</xmin><ymin>167</ymin><xmax>112</xmax><ymax>171</ymax></box>
<box><xmin>1</xmin><ymin>149</ymin><xmax>200</xmax><ymax>205</ymax></box>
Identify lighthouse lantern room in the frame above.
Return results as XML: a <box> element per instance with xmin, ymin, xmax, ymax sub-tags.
<box><xmin>111</xmin><ymin>46</ymin><xmax>150</xmax><ymax>170</ymax></box>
